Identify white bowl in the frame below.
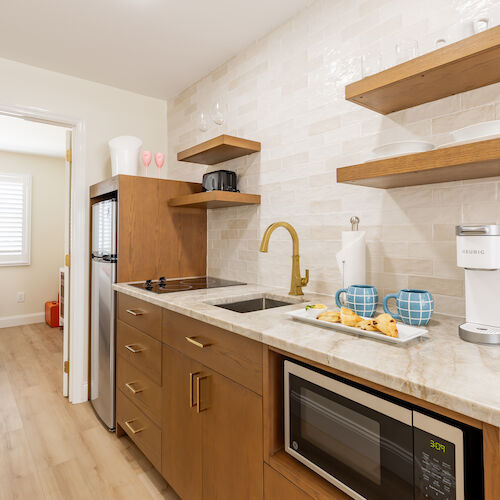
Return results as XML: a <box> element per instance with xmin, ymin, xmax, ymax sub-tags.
<box><xmin>451</xmin><ymin>120</ymin><xmax>500</xmax><ymax>142</ymax></box>
<box><xmin>372</xmin><ymin>140</ymin><xmax>434</xmax><ymax>158</ymax></box>
<box><xmin>304</xmin><ymin>305</ymin><xmax>327</xmax><ymax>319</ymax></box>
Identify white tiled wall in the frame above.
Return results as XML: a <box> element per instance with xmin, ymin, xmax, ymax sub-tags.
<box><xmin>167</xmin><ymin>0</ymin><xmax>500</xmax><ymax>316</ymax></box>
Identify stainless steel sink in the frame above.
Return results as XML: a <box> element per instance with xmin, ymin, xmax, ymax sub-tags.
<box><xmin>214</xmin><ymin>296</ymin><xmax>296</xmax><ymax>313</ymax></box>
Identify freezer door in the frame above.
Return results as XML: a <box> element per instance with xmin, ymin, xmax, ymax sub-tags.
<box><xmin>90</xmin><ymin>259</ymin><xmax>116</xmax><ymax>429</ymax></box>
<box><xmin>92</xmin><ymin>199</ymin><xmax>117</xmax><ymax>258</ymax></box>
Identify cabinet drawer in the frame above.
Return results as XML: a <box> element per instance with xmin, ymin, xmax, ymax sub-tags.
<box><xmin>117</xmin><ymin>355</ymin><xmax>162</xmax><ymax>426</ymax></box>
<box><xmin>117</xmin><ymin>320</ymin><xmax>162</xmax><ymax>385</ymax></box>
<box><xmin>163</xmin><ymin>310</ymin><xmax>262</xmax><ymax>394</ymax></box>
<box><xmin>117</xmin><ymin>293</ymin><xmax>162</xmax><ymax>341</ymax></box>
<box><xmin>264</xmin><ymin>465</ymin><xmax>312</xmax><ymax>500</ymax></box>
<box><xmin>116</xmin><ymin>390</ymin><xmax>161</xmax><ymax>471</ymax></box>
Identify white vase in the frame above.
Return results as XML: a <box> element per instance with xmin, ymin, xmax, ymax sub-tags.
<box><xmin>108</xmin><ymin>136</ymin><xmax>142</xmax><ymax>176</ymax></box>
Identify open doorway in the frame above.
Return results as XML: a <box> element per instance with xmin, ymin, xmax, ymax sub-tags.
<box><xmin>0</xmin><ymin>104</ymin><xmax>87</xmax><ymax>405</ymax></box>
<box><xmin>0</xmin><ymin>114</ymin><xmax>71</xmax><ymax>397</ymax></box>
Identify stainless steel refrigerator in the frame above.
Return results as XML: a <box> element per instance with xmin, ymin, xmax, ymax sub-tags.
<box><xmin>90</xmin><ymin>198</ymin><xmax>117</xmax><ymax>430</ymax></box>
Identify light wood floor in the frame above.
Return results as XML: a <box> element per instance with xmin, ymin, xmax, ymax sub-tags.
<box><xmin>0</xmin><ymin>322</ymin><xmax>179</xmax><ymax>500</ymax></box>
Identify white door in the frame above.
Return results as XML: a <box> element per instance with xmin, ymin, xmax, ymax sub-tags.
<box><xmin>63</xmin><ymin>130</ymin><xmax>71</xmax><ymax>398</ymax></box>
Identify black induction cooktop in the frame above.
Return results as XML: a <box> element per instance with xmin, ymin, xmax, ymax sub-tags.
<box><xmin>129</xmin><ymin>276</ymin><xmax>245</xmax><ymax>294</ymax></box>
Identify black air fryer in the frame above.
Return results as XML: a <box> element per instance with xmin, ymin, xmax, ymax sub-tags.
<box><xmin>202</xmin><ymin>170</ymin><xmax>238</xmax><ymax>192</ymax></box>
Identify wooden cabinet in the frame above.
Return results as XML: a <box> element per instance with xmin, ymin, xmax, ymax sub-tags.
<box><xmin>118</xmin><ymin>295</ymin><xmax>500</xmax><ymax>500</ymax></box>
<box><xmin>89</xmin><ymin>175</ymin><xmax>207</xmax><ymax>283</ymax></box>
<box><xmin>116</xmin><ymin>294</ymin><xmax>164</xmax><ymax>474</ymax></box>
<box><xmin>116</xmin><ymin>390</ymin><xmax>162</xmax><ymax>471</ymax></box>
<box><xmin>162</xmin><ymin>346</ymin><xmax>203</xmax><ymax>500</ymax></box>
<box><xmin>117</xmin><ymin>356</ymin><xmax>162</xmax><ymax>426</ymax></box>
<box><xmin>117</xmin><ymin>293</ymin><xmax>162</xmax><ymax>340</ymax></box>
<box><xmin>162</xmin><ymin>340</ymin><xmax>263</xmax><ymax>500</ymax></box>
<box><xmin>116</xmin><ymin>320</ymin><xmax>162</xmax><ymax>385</ymax></box>
<box><xmin>202</xmin><ymin>366</ymin><xmax>263</xmax><ymax>499</ymax></box>
<box><xmin>163</xmin><ymin>310</ymin><xmax>263</xmax><ymax>394</ymax></box>
<box><xmin>264</xmin><ymin>464</ymin><xmax>312</xmax><ymax>500</ymax></box>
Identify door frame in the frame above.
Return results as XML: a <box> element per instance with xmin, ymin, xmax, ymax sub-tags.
<box><xmin>0</xmin><ymin>103</ymin><xmax>88</xmax><ymax>404</ymax></box>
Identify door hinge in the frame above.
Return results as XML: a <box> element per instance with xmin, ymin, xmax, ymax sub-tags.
<box><xmin>65</xmin><ymin>254</ymin><xmax>70</xmax><ymax>267</ymax></box>
<box><xmin>66</xmin><ymin>149</ymin><xmax>72</xmax><ymax>162</ymax></box>
<box><xmin>64</xmin><ymin>360</ymin><xmax>69</xmax><ymax>374</ymax></box>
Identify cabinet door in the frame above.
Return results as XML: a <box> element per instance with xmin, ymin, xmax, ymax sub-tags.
<box><xmin>264</xmin><ymin>465</ymin><xmax>312</xmax><ymax>500</ymax></box>
<box><xmin>162</xmin><ymin>345</ymin><xmax>203</xmax><ymax>500</ymax></box>
<box><xmin>201</xmin><ymin>369</ymin><xmax>263</xmax><ymax>500</ymax></box>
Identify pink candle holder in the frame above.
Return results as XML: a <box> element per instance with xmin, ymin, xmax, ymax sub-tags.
<box><xmin>142</xmin><ymin>150</ymin><xmax>152</xmax><ymax>177</ymax></box>
<box><xmin>155</xmin><ymin>152</ymin><xmax>165</xmax><ymax>179</ymax></box>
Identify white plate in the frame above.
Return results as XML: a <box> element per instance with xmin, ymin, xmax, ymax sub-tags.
<box><xmin>451</xmin><ymin>120</ymin><xmax>500</xmax><ymax>142</ymax></box>
<box><xmin>287</xmin><ymin>309</ymin><xmax>428</xmax><ymax>344</ymax></box>
<box><xmin>437</xmin><ymin>133</ymin><xmax>500</xmax><ymax>149</ymax></box>
<box><xmin>372</xmin><ymin>140</ymin><xmax>435</xmax><ymax>158</ymax></box>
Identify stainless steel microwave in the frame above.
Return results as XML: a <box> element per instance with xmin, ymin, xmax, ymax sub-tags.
<box><xmin>284</xmin><ymin>361</ymin><xmax>484</xmax><ymax>500</ymax></box>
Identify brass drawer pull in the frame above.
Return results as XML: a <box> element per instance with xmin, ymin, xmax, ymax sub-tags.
<box><xmin>125</xmin><ymin>381</ymin><xmax>143</xmax><ymax>394</ymax></box>
<box><xmin>124</xmin><ymin>344</ymin><xmax>145</xmax><ymax>353</ymax></box>
<box><xmin>189</xmin><ymin>371</ymin><xmax>200</xmax><ymax>408</ymax></box>
<box><xmin>185</xmin><ymin>336</ymin><xmax>212</xmax><ymax>349</ymax></box>
<box><xmin>124</xmin><ymin>419</ymin><xmax>145</xmax><ymax>434</ymax></box>
<box><xmin>125</xmin><ymin>309</ymin><xmax>143</xmax><ymax>316</ymax></box>
<box><xmin>196</xmin><ymin>375</ymin><xmax>209</xmax><ymax>414</ymax></box>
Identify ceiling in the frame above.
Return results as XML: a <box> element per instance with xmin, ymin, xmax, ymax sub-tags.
<box><xmin>0</xmin><ymin>115</ymin><xmax>67</xmax><ymax>158</ymax></box>
<box><xmin>0</xmin><ymin>0</ymin><xmax>312</xmax><ymax>99</ymax></box>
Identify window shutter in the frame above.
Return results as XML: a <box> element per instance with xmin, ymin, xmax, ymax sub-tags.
<box><xmin>0</xmin><ymin>173</ymin><xmax>31</xmax><ymax>265</ymax></box>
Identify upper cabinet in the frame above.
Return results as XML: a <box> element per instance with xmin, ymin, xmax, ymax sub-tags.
<box><xmin>345</xmin><ymin>26</ymin><xmax>500</xmax><ymax>114</ymax></box>
<box><xmin>177</xmin><ymin>134</ymin><xmax>261</xmax><ymax>165</ymax></box>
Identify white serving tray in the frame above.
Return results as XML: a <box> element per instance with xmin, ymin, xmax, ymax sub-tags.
<box><xmin>287</xmin><ymin>309</ymin><xmax>428</xmax><ymax>344</ymax></box>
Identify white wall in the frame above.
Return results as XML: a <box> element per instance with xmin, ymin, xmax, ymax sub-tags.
<box><xmin>0</xmin><ymin>57</ymin><xmax>168</xmax><ymax>401</ymax></box>
<box><xmin>166</xmin><ymin>0</ymin><xmax>500</xmax><ymax>317</ymax></box>
<box><xmin>0</xmin><ymin>58</ymin><xmax>168</xmax><ymax>186</ymax></box>
<box><xmin>0</xmin><ymin>151</ymin><xmax>65</xmax><ymax>323</ymax></box>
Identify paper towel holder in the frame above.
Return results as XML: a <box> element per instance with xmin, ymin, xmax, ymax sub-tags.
<box><xmin>341</xmin><ymin>216</ymin><xmax>362</xmax><ymax>288</ymax></box>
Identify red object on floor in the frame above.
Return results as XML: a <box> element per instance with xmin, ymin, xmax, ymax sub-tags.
<box><xmin>45</xmin><ymin>301</ymin><xmax>59</xmax><ymax>328</ymax></box>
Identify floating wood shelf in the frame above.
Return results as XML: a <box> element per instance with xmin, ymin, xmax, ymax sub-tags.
<box><xmin>177</xmin><ymin>135</ymin><xmax>261</xmax><ymax>165</ymax></box>
<box><xmin>337</xmin><ymin>137</ymin><xmax>500</xmax><ymax>188</ymax></box>
<box><xmin>346</xmin><ymin>26</ymin><xmax>500</xmax><ymax>114</ymax></box>
<box><xmin>168</xmin><ymin>191</ymin><xmax>261</xmax><ymax>209</ymax></box>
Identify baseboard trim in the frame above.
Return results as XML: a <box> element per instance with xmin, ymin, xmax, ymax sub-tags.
<box><xmin>0</xmin><ymin>312</ymin><xmax>45</xmax><ymax>328</ymax></box>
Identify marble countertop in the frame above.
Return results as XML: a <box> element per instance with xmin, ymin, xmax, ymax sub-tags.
<box><xmin>114</xmin><ymin>282</ymin><xmax>500</xmax><ymax>427</ymax></box>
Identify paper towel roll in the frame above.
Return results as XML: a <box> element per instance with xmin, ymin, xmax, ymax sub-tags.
<box><xmin>336</xmin><ymin>231</ymin><xmax>366</xmax><ymax>288</ymax></box>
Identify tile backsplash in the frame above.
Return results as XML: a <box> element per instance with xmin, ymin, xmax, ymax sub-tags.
<box><xmin>166</xmin><ymin>0</ymin><xmax>500</xmax><ymax>316</ymax></box>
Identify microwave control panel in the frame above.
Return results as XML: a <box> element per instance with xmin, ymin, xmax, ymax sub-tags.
<box><xmin>414</xmin><ymin>428</ymin><xmax>456</xmax><ymax>500</ymax></box>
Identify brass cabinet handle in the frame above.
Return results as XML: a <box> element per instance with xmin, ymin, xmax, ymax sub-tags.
<box><xmin>125</xmin><ymin>309</ymin><xmax>143</xmax><ymax>316</ymax></box>
<box><xmin>125</xmin><ymin>381</ymin><xmax>143</xmax><ymax>394</ymax></box>
<box><xmin>189</xmin><ymin>372</ymin><xmax>200</xmax><ymax>408</ymax></box>
<box><xmin>124</xmin><ymin>344</ymin><xmax>145</xmax><ymax>353</ymax></box>
<box><xmin>196</xmin><ymin>375</ymin><xmax>209</xmax><ymax>414</ymax></box>
<box><xmin>185</xmin><ymin>336</ymin><xmax>212</xmax><ymax>349</ymax></box>
<box><xmin>124</xmin><ymin>419</ymin><xmax>145</xmax><ymax>434</ymax></box>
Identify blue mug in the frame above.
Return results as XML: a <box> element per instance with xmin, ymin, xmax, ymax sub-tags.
<box><xmin>383</xmin><ymin>289</ymin><xmax>434</xmax><ymax>326</ymax></box>
<box><xmin>335</xmin><ymin>285</ymin><xmax>378</xmax><ymax>318</ymax></box>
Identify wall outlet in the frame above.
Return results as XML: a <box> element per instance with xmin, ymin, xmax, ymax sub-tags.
<box><xmin>17</xmin><ymin>292</ymin><xmax>24</xmax><ymax>303</ymax></box>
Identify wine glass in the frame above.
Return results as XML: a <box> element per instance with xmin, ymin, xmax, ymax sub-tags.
<box><xmin>199</xmin><ymin>111</ymin><xmax>209</xmax><ymax>132</ymax></box>
<box><xmin>211</xmin><ymin>100</ymin><xmax>226</xmax><ymax>129</ymax></box>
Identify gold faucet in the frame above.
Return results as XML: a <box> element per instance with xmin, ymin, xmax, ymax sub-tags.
<box><xmin>259</xmin><ymin>222</ymin><xmax>309</xmax><ymax>296</ymax></box>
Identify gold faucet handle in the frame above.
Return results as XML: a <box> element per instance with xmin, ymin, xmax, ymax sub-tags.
<box><xmin>301</xmin><ymin>269</ymin><xmax>309</xmax><ymax>286</ymax></box>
